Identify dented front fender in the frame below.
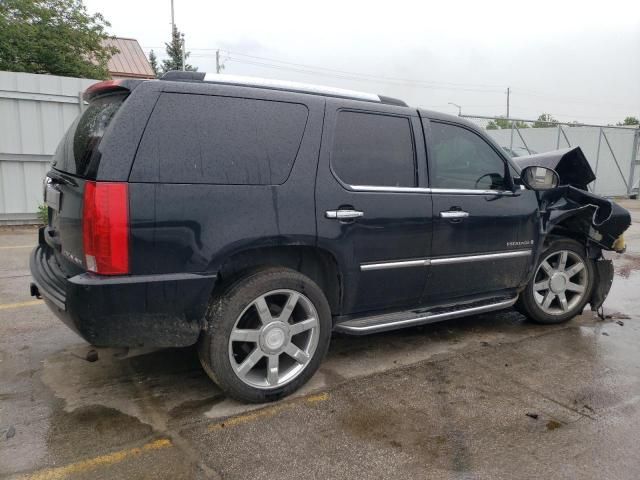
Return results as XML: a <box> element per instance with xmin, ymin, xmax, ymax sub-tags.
<box><xmin>540</xmin><ymin>186</ymin><xmax>631</xmax><ymax>252</ymax></box>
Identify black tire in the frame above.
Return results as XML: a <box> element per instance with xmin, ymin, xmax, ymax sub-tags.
<box><xmin>517</xmin><ymin>239</ymin><xmax>595</xmax><ymax>324</ymax></box>
<box><xmin>198</xmin><ymin>267</ymin><xmax>332</xmax><ymax>403</ymax></box>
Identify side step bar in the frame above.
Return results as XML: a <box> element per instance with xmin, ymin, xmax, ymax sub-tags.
<box><xmin>334</xmin><ymin>296</ymin><xmax>518</xmax><ymax>335</ymax></box>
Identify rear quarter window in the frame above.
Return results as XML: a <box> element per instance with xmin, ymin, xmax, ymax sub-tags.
<box><xmin>133</xmin><ymin>93</ymin><xmax>309</xmax><ymax>185</ymax></box>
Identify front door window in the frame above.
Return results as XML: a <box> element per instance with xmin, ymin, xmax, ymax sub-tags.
<box><xmin>429</xmin><ymin>122</ymin><xmax>507</xmax><ymax>190</ymax></box>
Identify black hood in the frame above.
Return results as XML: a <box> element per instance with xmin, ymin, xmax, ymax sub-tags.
<box><xmin>512</xmin><ymin>146</ymin><xmax>596</xmax><ymax>190</ymax></box>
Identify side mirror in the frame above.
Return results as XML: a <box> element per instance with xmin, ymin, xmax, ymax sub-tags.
<box><xmin>520</xmin><ymin>165</ymin><xmax>560</xmax><ymax>191</ymax></box>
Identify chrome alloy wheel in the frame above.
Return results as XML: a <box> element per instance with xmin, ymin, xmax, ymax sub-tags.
<box><xmin>228</xmin><ymin>289</ymin><xmax>320</xmax><ymax>389</ymax></box>
<box><xmin>532</xmin><ymin>250</ymin><xmax>588</xmax><ymax>315</ymax></box>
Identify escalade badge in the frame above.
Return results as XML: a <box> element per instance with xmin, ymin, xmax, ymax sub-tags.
<box><xmin>506</xmin><ymin>240</ymin><xmax>534</xmax><ymax>247</ymax></box>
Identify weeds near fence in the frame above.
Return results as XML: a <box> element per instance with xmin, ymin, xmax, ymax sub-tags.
<box><xmin>37</xmin><ymin>204</ymin><xmax>48</xmax><ymax>225</ymax></box>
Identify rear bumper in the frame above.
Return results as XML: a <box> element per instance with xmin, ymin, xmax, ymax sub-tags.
<box><xmin>30</xmin><ymin>244</ymin><xmax>216</xmax><ymax>347</ymax></box>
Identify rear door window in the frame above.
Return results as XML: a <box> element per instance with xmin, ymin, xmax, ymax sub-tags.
<box><xmin>331</xmin><ymin>111</ymin><xmax>416</xmax><ymax>187</ymax></box>
<box><xmin>134</xmin><ymin>93</ymin><xmax>308</xmax><ymax>185</ymax></box>
<box><xmin>52</xmin><ymin>93</ymin><xmax>127</xmax><ymax>177</ymax></box>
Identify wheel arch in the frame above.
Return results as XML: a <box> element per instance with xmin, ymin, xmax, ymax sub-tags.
<box><xmin>215</xmin><ymin>245</ymin><xmax>343</xmax><ymax>315</ymax></box>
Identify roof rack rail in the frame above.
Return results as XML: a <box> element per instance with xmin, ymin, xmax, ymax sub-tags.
<box><xmin>159</xmin><ymin>71</ymin><xmax>407</xmax><ymax>107</ymax></box>
<box><xmin>160</xmin><ymin>71</ymin><xmax>205</xmax><ymax>82</ymax></box>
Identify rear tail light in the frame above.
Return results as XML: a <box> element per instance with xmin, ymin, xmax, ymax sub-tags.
<box><xmin>82</xmin><ymin>181</ymin><xmax>130</xmax><ymax>275</ymax></box>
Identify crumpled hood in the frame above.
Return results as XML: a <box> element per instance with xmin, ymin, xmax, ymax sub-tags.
<box><xmin>513</xmin><ymin>147</ymin><xmax>631</xmax><ymax>252</ymax></box>
<box><xmin>540</xmin><ymin>186</ymin><xmax>631</xmax><ymax>250</ymax></box>
<box><xmin>513</xmin><ymin>146</ymin><xmax>596</xmax><ymax>190</ymax></box>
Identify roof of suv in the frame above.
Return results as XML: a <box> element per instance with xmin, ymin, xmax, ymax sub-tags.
<box><xmin>160</xmin><ymin>71</ymin><xmax>408</xmax><ymax>107</ymax></box>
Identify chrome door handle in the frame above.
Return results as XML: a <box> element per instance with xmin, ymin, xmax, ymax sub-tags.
<box><xmin>440</xmin><ymin>210</ymin><xmax>469</xmax><ymax>219</ymax></box>
<box><xmin>325</xmin><ymin>209</ymin><xmax>364</xmax><ymax>220</ymax></box>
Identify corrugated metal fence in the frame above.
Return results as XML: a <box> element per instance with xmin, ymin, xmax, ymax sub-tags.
<box><xmin>0</xmin><ymin>71</ymin><xmax>98</xmax><ymax>224</ymax></box>
<box><xmin>462</xmin><ymin>115</ymin><xmax>640</xmax><ymax>198</ymax></box>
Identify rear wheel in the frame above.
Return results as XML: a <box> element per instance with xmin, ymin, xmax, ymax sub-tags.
<box><xmin>198</xmin><ymin>268</ymin><xmax>332</xmax><ymax>403</ymax></box>
<box><xmin>518</xmin><ymin>239</ymin><xmax>594</xmax><ymax>324</ymax></box>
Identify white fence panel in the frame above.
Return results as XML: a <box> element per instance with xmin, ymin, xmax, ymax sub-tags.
<box><xmin>482</xmin><ymin>124</ymin><xmax>638</xmax><ymax>197</ymax></box>
<box><xmin>0</xmin><ymin>71</ymin><xmax>98</xmax><ymax>224</ymax></box>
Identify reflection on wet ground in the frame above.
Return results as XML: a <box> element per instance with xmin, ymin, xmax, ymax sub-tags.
<box><xmin>1</xmin><ymin>200</ymin><xmax>639</xmax><ymax>479</ymax></box>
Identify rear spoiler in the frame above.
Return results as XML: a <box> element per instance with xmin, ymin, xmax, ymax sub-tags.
<box><xmin>83</xmin><ymin>79</ymin><xmax>144</xmax><ymax>102</ymax></box>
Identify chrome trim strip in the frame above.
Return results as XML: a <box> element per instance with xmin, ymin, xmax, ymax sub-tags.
<box><xmin>350</xmin><ymin>185</ymin><xmax>430</xmax><ymax>193</ymax></box>
<box><xmin>349</xmin><ymin>185</ymin><xmax>520</xmax><ymax>195</ymax></box>
<box><xmin>361</xmin><ymin>259</ymin><xmax>430</xmax><ymax>271</ymax></box>
<box><xmin>360</xmin><ymin>250</ymin><xmax>531</xmax><ymax>271</ymax></box>
<box><xmin>429</xmin><ymin>188</ymin><xmax>517</xmax><ymax>196</ymax></box>
<box><xmin>335</xmin><ymin>297</ymin><xmax>518</xmax><ymax>334</ymax></box>
<box><xmin>430</xmin><ymin>250</ymin><xmax>531</xmax><ymax>265</ymax></box>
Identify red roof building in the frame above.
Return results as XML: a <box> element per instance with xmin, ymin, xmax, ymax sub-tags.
<box><xmin>103</xmin><ymin>37</ymin><xmax>155</xmax><ymax>79</ymax></box>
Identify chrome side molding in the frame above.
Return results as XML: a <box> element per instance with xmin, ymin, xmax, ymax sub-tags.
<box><xmin>349</xmin><ymin>185</ymin><xmax>522</xmax><ymax>196</ymax></box>
<box><xmin>361</xmin><ymin>258</ymin><xmax>430</xmax><ymax>271</ymax></box>
<box><xmin>430</xmin><ymin>250</ymin><xmax>531</xmax><ymax>265</ymax></box>
<box><xmin>360</xmin><ymin>249</ymin><xmax>532</xmax><ymax>271</ymax></box>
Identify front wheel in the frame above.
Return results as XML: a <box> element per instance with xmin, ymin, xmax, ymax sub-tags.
<box><xmin>198</xmin><ymin>267</ymin><xmax>332</xmax><ymax>403</ymax></box>
<box><xmin>518</xmin><ymin>239</ymin><xmax>595</xmax><ymax>324</ymax></box>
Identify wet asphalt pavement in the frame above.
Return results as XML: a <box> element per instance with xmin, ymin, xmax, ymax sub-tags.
<box><xmin>1</xmin><ymin>200</ymin><xmax>639</xmax><ymax>479</ymax></box>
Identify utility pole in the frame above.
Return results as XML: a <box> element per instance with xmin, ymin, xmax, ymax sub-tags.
<box><xmin>170</xmin><ymin>0</ymin><xmax>175</xmax><ymax>32</ymax></box>
<box><xmin>506</xmin><ymin>87</ymin><xmax>510</xmax><ymax>118</ymax></box>
<box><xmin>181</xmin><ymin>33</ymin><xmax>185</xmax><ymax>71</ymax></box>
<box><xmin>216</xmin><ymin>49</ymin><xmax>221</xmax><ymax>74</ymax></box>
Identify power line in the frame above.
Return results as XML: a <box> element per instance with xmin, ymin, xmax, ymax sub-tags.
<box><xmin>147</xmin><ymin>45</ymin><xmax>505</xmax><ymax>93</ymax></box>
<box><xmin>144</xmin><ymin>45</ymin><xmax>636</xmax><ymax>112</ymax></box>
<box><xmin>189</xmin><ymin>54</ymin><xmax>505</xmax><ymax>93</ymax></box>
<box><xmin>212</xmin><ymin>49</ymin><xmax>506</xmax><ymax>91</ymax></box>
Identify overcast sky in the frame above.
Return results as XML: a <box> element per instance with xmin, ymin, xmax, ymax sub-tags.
<box><xmin>85</xmin><ymin>0</ymin><xmax>639</xmax><ymax>125</ymax></box>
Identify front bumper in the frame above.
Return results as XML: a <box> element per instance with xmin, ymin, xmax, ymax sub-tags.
<box><xmin>30</xmin><ymin>244</ymin><xmax>216</xmax><ymax>347</ymax></box>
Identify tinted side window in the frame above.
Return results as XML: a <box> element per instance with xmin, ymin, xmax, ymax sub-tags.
<box><xmin>331</xmin><ymin>111</ymin><xmax>416</xmax><ymax>187</ymax></box>
<box><xmin>136</xmin><ymin>93</ymin><xmax>308</xmax><ymax>184</ymax></box>
<box><xmin>429</xmin><ymin>122</ymin><xmax>507</xmax><ymax>190</ymax></box>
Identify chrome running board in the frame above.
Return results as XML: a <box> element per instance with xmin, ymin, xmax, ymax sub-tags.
<box><xmin>334</xmin><ymin>296</ymin><xmax>518</xmax><ymax>335</ymax></box>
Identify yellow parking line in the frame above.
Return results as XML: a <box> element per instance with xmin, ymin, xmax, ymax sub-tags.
<box><xmin>0</xmin><ymin>300</ymin><xmax>43</xmax><ymax>310</ymax></box>
<box><xmin>208</xmin><ymin>392</ymin><xmax>329</xmax><ymax>432</ymax></box>
<box><xmin>19</xmin><ymin>438</ymin><xmax>173</xmax><ymax>480</ymax></box>
<box><xmin>0</xmin><ymin>245</ymin><xmax>32</xmax><ymax>250</ymax></box>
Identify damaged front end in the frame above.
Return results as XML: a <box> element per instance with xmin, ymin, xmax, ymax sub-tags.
<box><xmin>514</xmin><ymin>147</ymin><xmax>632</xmax><ymax>310</ymax></box>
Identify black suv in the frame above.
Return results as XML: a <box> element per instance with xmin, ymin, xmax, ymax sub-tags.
<box><xmin>31</xmin><ymin>72</ymin><xmax>631</xmax><ymax>402</ymax></box>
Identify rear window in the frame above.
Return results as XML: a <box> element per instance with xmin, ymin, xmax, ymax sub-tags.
<box><xmin>134</xmin><ymin>93</ymin><xmax>309</xmax><ymax>185</ymax></box>
<box><xmin>52</xmin><ymin>93</ymin><xmax>126</xmax><ymax>177</ymax></box>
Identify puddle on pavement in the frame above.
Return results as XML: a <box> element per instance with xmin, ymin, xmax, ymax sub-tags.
<box><xmin>602</xmin><ymin>269</ymin><xmax>640</xmax><ymax>318</ymax></box>
<box><xmin>38</xmin><ymin>264</ymin><xmax>638</xmax><ymax>437</ymax></box>
<box><xmin>41</xmin><ymin>345</ymin><xmax>220</xmax><ymax>433</ymax></box>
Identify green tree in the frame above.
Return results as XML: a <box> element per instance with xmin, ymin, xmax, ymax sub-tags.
<box><xmin>533</xmin><ymin>113</ymin><xmax>558</xmax><ymax>128</ymax></box>
<box><xmin>617</xmin><ymin>116</ymin><xmax>639</xmax><ymax>126</ymax></box>
<box><xmin>161</xmin><ymin>25</ymin><xmax>196</xmax><ymax>73</ymax></box>
<box><xmin>148</xmin><ymin>49</ymin><xmax>159</xmax><ymax>78</ymax></box>
<box><xmin>486</xmin><ymin>116</ymin><xmax>529</xmax><ymax>130</ymax></box>
<box><xmin>0</xmin><ymin>0</ymin><xmax>117</xmax><ymax>79</ymax></box>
